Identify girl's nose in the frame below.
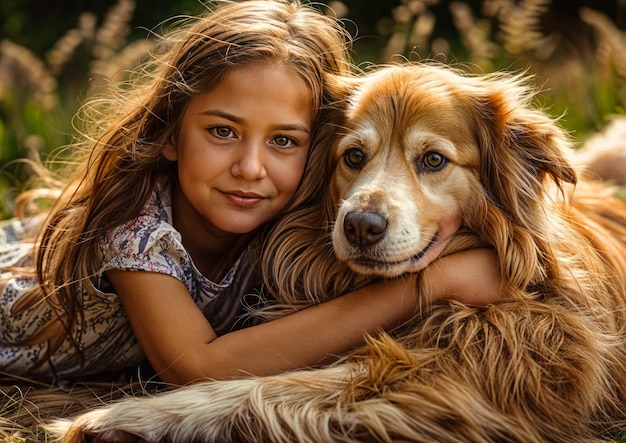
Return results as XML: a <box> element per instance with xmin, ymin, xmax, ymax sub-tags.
<box><xmin>231</xmin><ymin>141</ymin><xmax>267</xmax><ymax>180</ymax></box>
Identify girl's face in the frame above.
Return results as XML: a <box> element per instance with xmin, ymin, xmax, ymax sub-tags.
<box><xmin>163</xmin><ymin>62</ymin><xmax>313</xmax><ymax>240</ymax></box>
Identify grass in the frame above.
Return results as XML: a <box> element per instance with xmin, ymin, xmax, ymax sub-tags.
<box><xmin>0</xmin><ymin>370</ymin><xmax>165</xmax><ymax>442</ymax></box>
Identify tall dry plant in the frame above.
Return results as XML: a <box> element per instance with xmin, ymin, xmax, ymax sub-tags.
<box><xmin>0</xmin><ymin>0</ymin><xmax>151</xmax><ymax>219</ymax></box>
<box><xmin>373</xmin><ymin>0</ymin><xmax>626</xmax><ymax>141</ymax></box>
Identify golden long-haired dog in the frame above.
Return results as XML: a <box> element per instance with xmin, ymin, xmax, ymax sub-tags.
<box><xmin>49</xmin><ymin>64</ymin><xmax>626</xmax><ymax>442</ymax></box>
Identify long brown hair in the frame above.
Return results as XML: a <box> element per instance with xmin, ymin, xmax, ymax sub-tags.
<box><xmin>15</xmin><ymin>0</ymin><xmax>354</xmax><ymax>354</ymax></box>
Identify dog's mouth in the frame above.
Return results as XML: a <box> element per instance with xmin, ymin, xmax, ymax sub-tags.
<box><xmin>348</xmin><ymin>232</ymin><xmax>438</xmax><ymax>276</ymax></box>
<box><xmin>410</xmin><ymin>234</ymin><xmax>437</xmax><ymax>265</ymax></box>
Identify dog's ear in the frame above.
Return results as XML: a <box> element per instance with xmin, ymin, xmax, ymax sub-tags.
<box><xmin>324</xmin><ymin>73</ymin><xmax>361</xmax><ymax>105</ymax></box>
<box><xmin>467</xmin><ymin>74</ymin><xmax>577</xmax><ymax>227</ymax></box>
<box><xmin>321</xmin><ymin>74</ymin><xmax>363</xmax><ymax>215</ymax></box>
<box><xmin>461</xmin><ymin>73</ymin><xmax>579</xmax><ymax>290</ymax></box>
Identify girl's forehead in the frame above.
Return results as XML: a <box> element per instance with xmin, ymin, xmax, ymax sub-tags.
<box><xmin>223</xmin><ymin>61</ymin><xmax>315</xmax><ymax>102</ymax></box>
<box><xmin>187</xmin><ymin>62</ymin><xmax>315</xmax><ymax>126</ymax></box>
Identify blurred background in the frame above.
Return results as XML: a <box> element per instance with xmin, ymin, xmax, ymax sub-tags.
<box><xmin>0</xmin><ymin>0</ymin><xmax>624</xmax><ymax>218</ymax></box>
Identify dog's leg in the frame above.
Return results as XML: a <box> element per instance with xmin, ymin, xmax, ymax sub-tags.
<box><xmin>46</xmin><ymin>365</ymin><xmax>356</xmax><ymax>443</ymax></box>
<box><xmin>47</xmin><ymin>305</ymin><xmax>621</xmax><ymax>443</ymax></box>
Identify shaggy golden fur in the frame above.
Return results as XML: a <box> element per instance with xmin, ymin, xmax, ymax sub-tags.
<box><xmin>48</xmin><ymin>64</ymin><xmax>626</xmax><ymax>442</ymax></box>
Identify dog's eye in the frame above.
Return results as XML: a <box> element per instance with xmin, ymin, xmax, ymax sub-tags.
<box><xmin>344</xmin><ymin>147</ymin><xmax>366</xmax><ymax>169</ymax></box>
<box><xmin>420</xmin><ymin>152</ymin><xmax>447</xmax><ymax>171</ymax></box>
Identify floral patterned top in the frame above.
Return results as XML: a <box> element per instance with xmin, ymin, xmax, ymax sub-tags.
<box><xmin>0</xmin><ymin>179</ymin><xmax>250</xmax><ymax>382</ymax></box>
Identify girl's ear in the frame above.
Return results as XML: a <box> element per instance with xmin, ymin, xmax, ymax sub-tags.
<box><xmin>162</xmin><ymin>141</ymin><xmax>178</xmax><ymax>161</ymax></box>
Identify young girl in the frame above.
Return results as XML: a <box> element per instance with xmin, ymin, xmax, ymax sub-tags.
<box><xmin>0</xmin><ymin>0</ymin><xmax>500</xmax><ymax>386</ymax></box>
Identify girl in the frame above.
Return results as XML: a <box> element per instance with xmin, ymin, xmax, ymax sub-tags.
<box><xmin>0</xmin><ymin>0</ymin><xmax>500</xmax><ymax>385</ymax></box>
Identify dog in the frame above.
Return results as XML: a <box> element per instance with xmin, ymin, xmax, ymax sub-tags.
<box><xmin>48</xmin><ymin>63</ymin><xmax>626</xmax><ymax>442</ymax></box>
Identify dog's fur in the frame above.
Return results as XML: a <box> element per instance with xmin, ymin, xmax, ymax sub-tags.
<box><xmin>49</xmin><ymin>64</ymin><xmax>626</xmax><ymax>442</ymax></box>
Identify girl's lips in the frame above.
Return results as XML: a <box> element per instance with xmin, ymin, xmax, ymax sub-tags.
<box><xmin>221</xmin><ymin>190</ymin><xmax>265</xmax><ymax>208</ymax></box>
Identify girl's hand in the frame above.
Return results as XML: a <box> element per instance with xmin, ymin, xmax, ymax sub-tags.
<box><xmin>422</xmin><ymin>248</ymin><xmax>501</xmax><ymax>305</ymax></box>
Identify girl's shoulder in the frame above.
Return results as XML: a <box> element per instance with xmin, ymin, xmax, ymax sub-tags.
<box><xmin>99</xmin><ymin>178</ymin><xmax>240</xmax><ymax>301</ymax></box>
<box><xmin>109</xmin><ymin>179</ymin><xmax>174</xmax><ymax>243</ymax></box>
<box><xmin>100</xmin><ymin>178</ymin><xmax>185</xmax><ymax>275</ymax></box>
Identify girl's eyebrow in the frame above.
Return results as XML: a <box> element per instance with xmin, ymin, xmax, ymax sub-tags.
<box><xmin>200</xmin><ymin>110</ymin><xmax>311</xmax><ymax>134</ymax></box>
<box><xmin>200</xmin><ymin>110</ymin><xmax>244</xmax><ymax>124</ymax></box>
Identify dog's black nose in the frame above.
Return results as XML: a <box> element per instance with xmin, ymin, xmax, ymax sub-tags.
<box><xmin>343</xmin><ymin>211</ymin><xmax>387</xmax><ymax>247</ymax></box>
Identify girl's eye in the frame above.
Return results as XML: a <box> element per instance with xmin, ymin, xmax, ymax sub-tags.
<box><xmin>344</xmin><ymin>146</ymin><xmax>365</xmax><ymax>169</ymax></box>
<box><xmin>209</xmin><ymin>126</ymin><xmax>235</xmax><ymax>139</ymax></box>
<box><xmin>420</xmin><ymin>151</ymin><xmax>447</xmax><ymax>172</ymax></box>
<box><xmin>271</xmin><ymin>135</ymin><xmax>296</xmax><ymax>148</ymax></box>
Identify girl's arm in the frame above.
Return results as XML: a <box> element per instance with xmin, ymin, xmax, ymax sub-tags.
<box><xmin>108</xmin><ymin>247</ymin><xmax>500</xmax><ymax>386</ymax></box>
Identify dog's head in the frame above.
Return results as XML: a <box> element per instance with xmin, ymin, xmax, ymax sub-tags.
<box><xmin>330</xmin><ymin>64</ymin><xmax>577</xmax><ymax>284</ymax></box>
